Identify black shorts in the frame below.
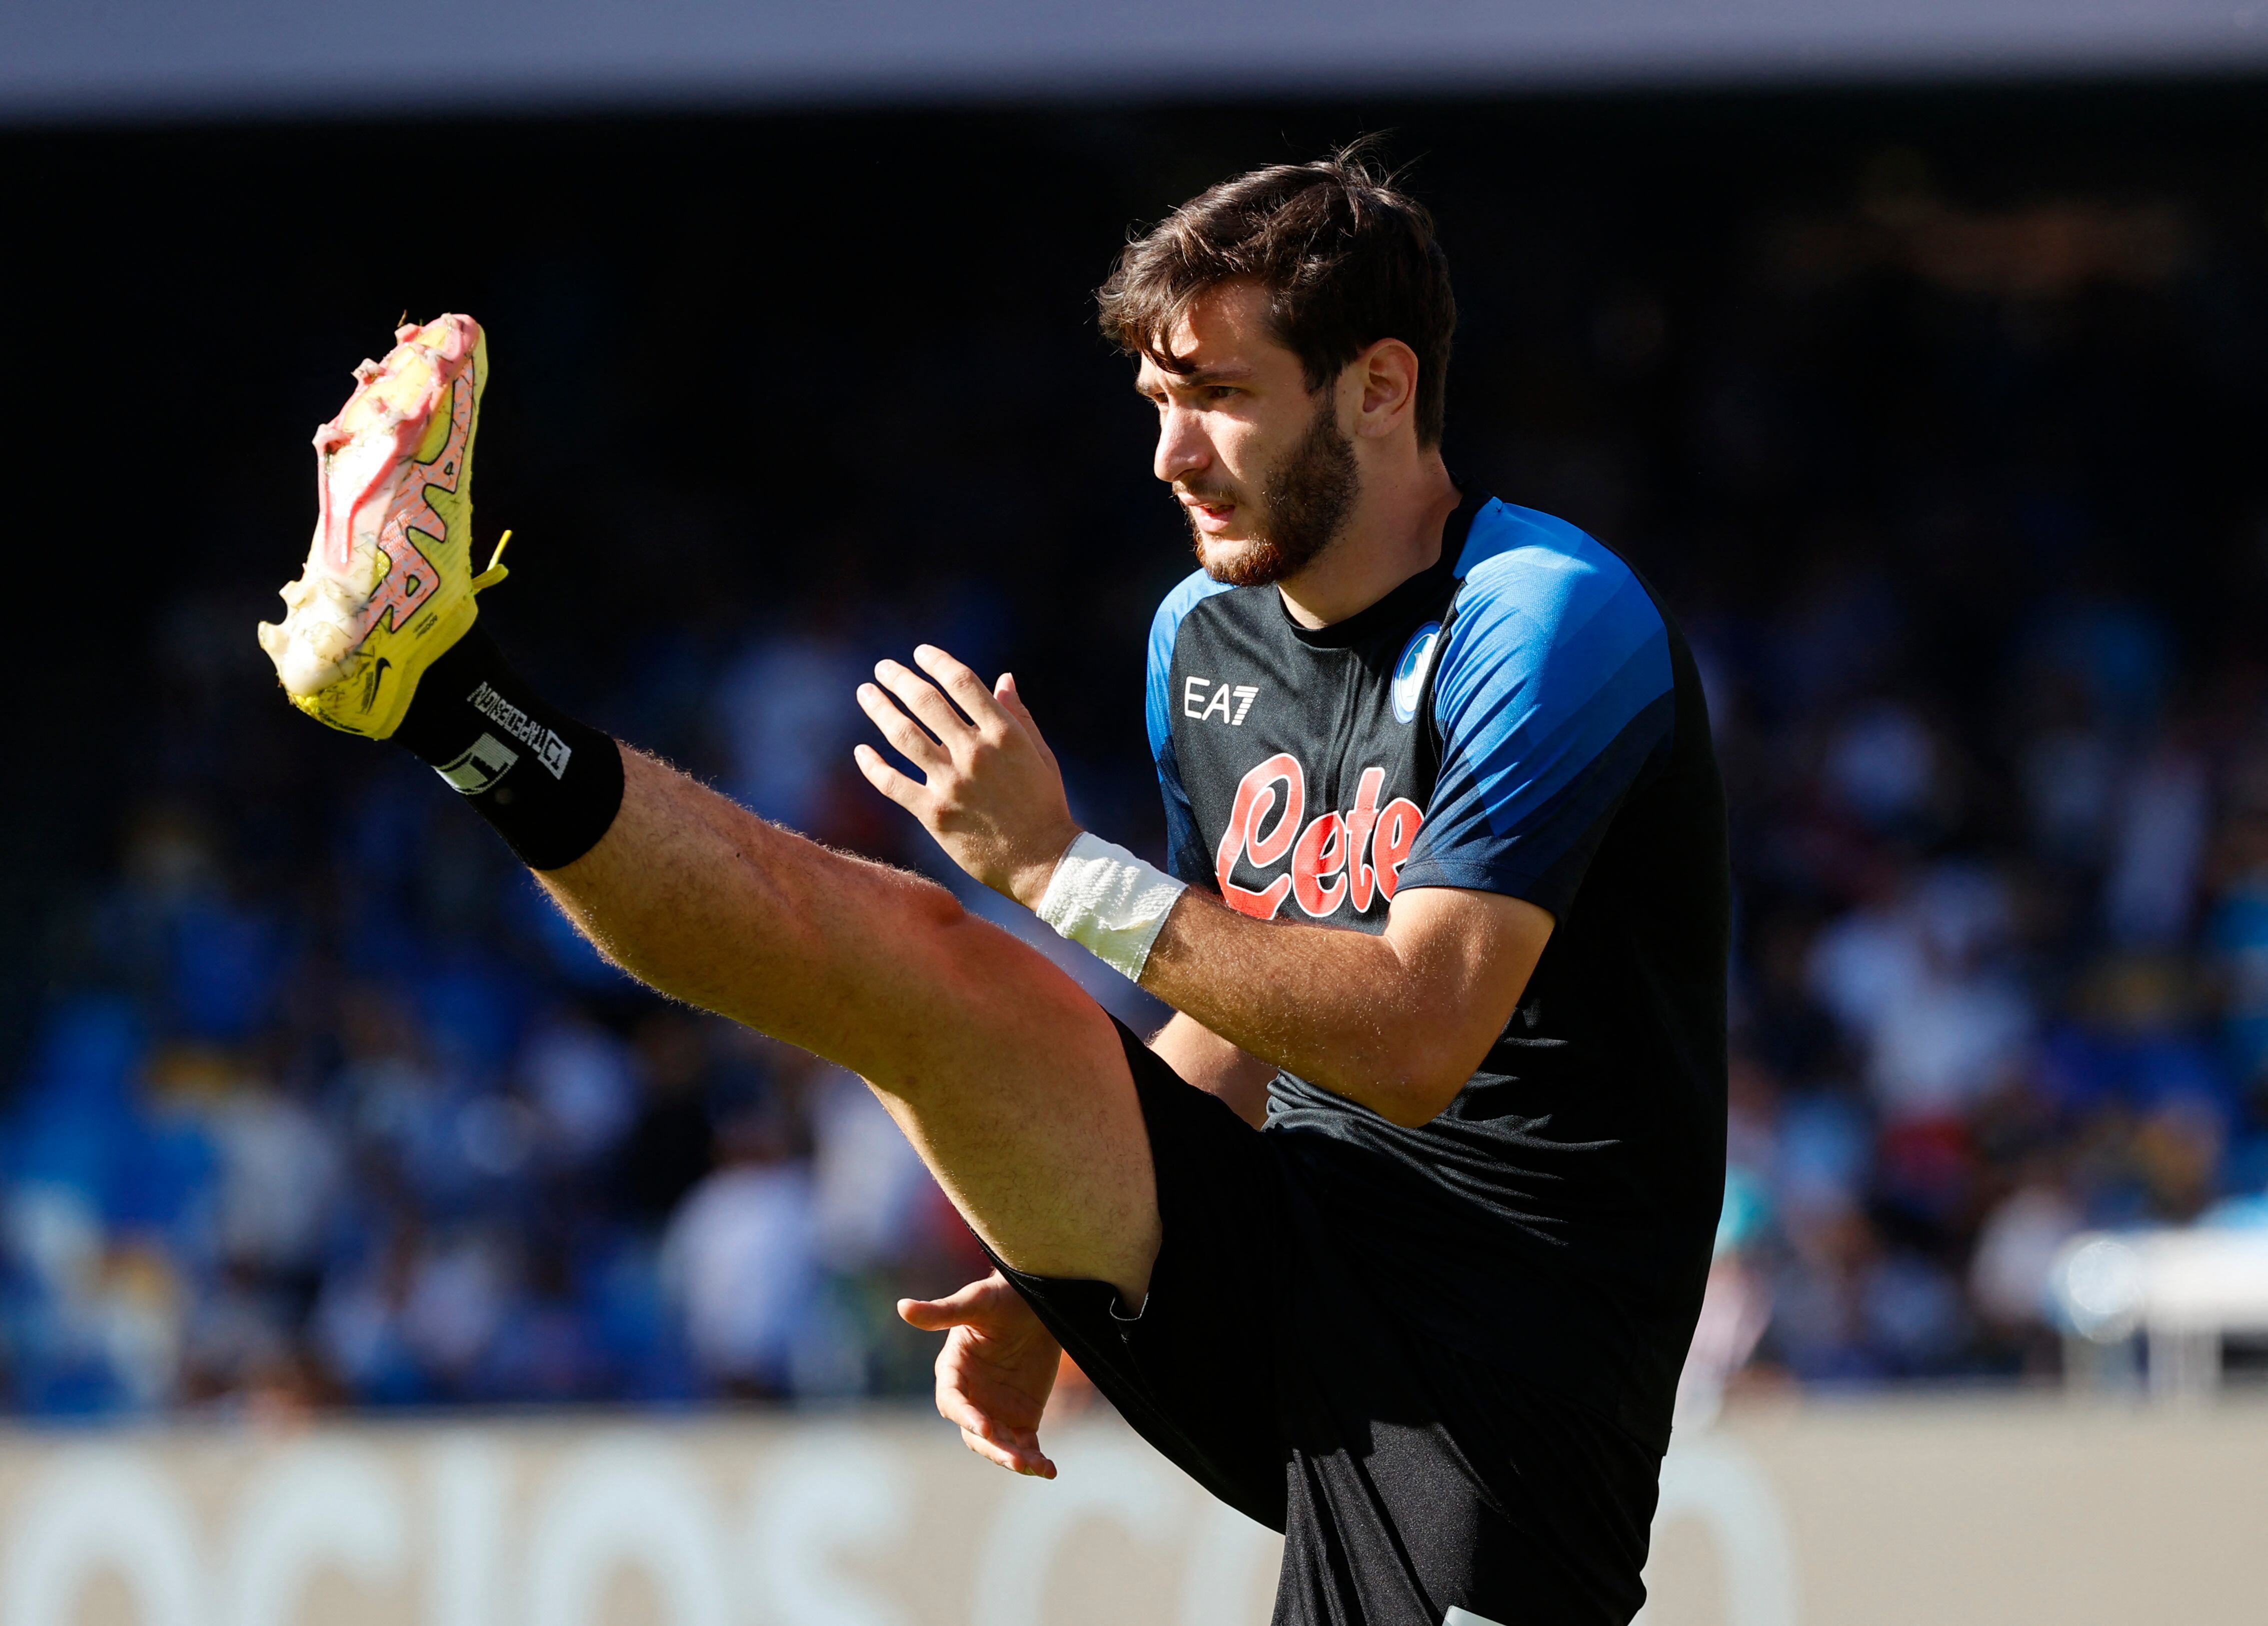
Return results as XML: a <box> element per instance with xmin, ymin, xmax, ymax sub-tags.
<box><xmin>993</xmin><ymin>1020</ymin><xmax>1665</xmax><ymax>1626</ymax></box>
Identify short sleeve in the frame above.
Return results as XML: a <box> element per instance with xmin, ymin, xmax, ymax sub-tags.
<box><xmin>1147</xmin><ymin>570</ymin><xmax>1231</xmax><ymax>886</ymax></box>
<box><xmin>1397</xmin><ymin>532</ymin><xmax>1674</xmax><ymax>919</ymax></box>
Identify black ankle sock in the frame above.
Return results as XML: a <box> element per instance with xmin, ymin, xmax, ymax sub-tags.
<box><xmin>393</xmin><ymin>624</ymin><xmax>625</xmax><ymax>870</ymax></box>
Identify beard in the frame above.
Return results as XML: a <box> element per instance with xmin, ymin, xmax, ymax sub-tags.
<box><xmin>1186</xmin><ymin>396</ymin><xmax>1359</xmax><ymax>587</ymax></box>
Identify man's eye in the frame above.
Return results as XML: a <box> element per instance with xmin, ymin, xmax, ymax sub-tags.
<box><xmin>1205</xmin><ymin>386</ymin><xmax>1238</xmax><ymax>402</ymax></box>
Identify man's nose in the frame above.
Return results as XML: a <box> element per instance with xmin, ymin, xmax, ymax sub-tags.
<box><xmin>1154</xmin><ymin>406</ymin><xmax>1209</xmax><ymax>485</ymax></box>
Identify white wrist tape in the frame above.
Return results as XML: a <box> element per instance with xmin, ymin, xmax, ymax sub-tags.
<box><xmin>1035</xmin><ymin>832</ymin><xmax>1188</xmax><ymax>982</ymax></box>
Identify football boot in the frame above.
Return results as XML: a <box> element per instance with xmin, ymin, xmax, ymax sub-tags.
<box><xmin>256</xmin><ymin>313</ymin><xmax>508</xmax><ymax>738</ymax></box>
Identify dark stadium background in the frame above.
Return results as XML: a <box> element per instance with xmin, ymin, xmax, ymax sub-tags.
<box><xmin>4</xmin><ymin>83</ymin><xmax>2268</xmax><ymax>1410</ymax></box>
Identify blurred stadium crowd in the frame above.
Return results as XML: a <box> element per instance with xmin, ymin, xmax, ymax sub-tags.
<box><xmin>8</xmin><ymin>106</ymin><xmax>2268</xmax><ymax>1415</ymax></box>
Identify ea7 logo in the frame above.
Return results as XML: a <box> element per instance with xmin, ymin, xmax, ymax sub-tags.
<box><xmin>1184</xmin><ymin>676</ymin><xmax>1260</xmax><ymax>726</ymax></box>
<box><xmin>1215</xmin><ymin>754</ymin><xmax>1424</xmax><ymax>920</ymax></box>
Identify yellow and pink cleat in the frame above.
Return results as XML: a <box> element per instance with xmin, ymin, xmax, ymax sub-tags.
<box><xmin>257</xmin><ymin>314</ymin><xmax>504</xmax><ymax>738</ymax></box>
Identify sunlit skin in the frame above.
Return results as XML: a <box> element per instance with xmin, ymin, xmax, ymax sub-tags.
<box><xmin>855</xmin><ymin>278</ymin><xmax>1544</xmax><ymax>1128</ymax></box>
<box><xmin>529</xmin><ymin>279</ymin><xmax>1552</xmax><ymax>1480</ymax></box>
<box><xmin>865</xmin><ymin>285</ymin><xmax>1554</xmax><ymax>1476</ymax></box>
<box><xmin>1138</xmin><ymin>277</ymin><xmax>1464</xmax><ymax>626</ymax></box>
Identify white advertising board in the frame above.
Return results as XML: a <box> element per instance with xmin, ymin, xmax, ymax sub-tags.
<box><xmin>2</xmin><ymin>1398</ymin><xmax>2264</xmax><ymax>1624</ymax></box>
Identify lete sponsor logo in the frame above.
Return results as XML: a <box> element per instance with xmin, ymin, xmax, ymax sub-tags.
<box><xmin>1214</xmin><ymin>754</ymin><xmax>1424</xmax><ymax>920</ymax></box>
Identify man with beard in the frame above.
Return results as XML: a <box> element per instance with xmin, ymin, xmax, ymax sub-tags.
<box><xmin>263</xmin><ymin>150</ymin><xmax>1725</xmax><ymax>1625</ymax></box>
<box><xmin>894</xmin><ymin>154</ymin><xmax>1727</xmax><ymax>1626</ymax></box>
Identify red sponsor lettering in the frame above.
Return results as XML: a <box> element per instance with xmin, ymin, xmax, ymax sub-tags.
<box><xmin>1216</xmin><ymin>756</ymin><xmax>1423</xmax><ymax>920</ymax></box>
<box><xmin>1291</xmin><ymin>811</ymin><xmax>1347</xmax><ymax>916</ymax></box>
<box><xmin>1343</xmin><ymin>766</ymin><xmax>1386</xmax><ymax>912</ymax></box>
<box><xmin>1371</xmin><ymin>797</ymin><xmax>1423</xmax><ymax>902</ymax></box>
<box><xmin>1216</xmin><ymin>752</ymin><xmax>1303</xmax><ymax>918</ymax></box>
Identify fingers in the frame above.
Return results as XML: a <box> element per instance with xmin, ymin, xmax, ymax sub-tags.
<box><xmin>897</xmin><ymin>1294</ymin><xmax>970</xmax><ymax>1332</ymax></box>
<box><xmin>856</xmin><ymin>681</ymin><xmax>949</xmax><ymax>772</ymax></box>
<box><xmin>866</xmin><ymin>647</ymin><xmax>1019</xmax><ymax>769</ymax></box>
<box><xmin>937</xmin><ymin>1370</ymin><xmax>1041</xmax><ymax>1436</ymax></box>
<box><xmin>959</xmin><ymin>1424</ymin><xmax>1057</xmax><ymax>1478</ymax></box>
<box><xmin>853</xmin><ymin>744</ymin><xmax>927</xmax><ymax>812</ymax></box>
<box><xmin>994</xmin><ymin>672</ymin><xmax>1038</xmax><ymax>736</ymax></box>
<box><xmin>914</xmin><ymin>645</ymin><xmax>1012</xmax><ymax>730</ymax></box>
<box><xmin>896</xmin><ymin>1272</ymin><xmax>1010</xmax><ymax>1330</ymax></box>
<box><xmin>904</xmin><ymin>1279</ymin><xmax>1061</xmax><ymax>1478</ymax></box>
<box><xmin>872</xmin><ymin>659</ymin><xmax>973</xmax><ymax>747</ymax></box>
<box><xmin>937</xmin><ymin>1373</ymin><xmax>1055</xmax><ymax>1476</ymax></box>
<box><xmin>992</xmin><ymin>672</ymin><xmax>1060</xmax><ymax>768</ymax></box>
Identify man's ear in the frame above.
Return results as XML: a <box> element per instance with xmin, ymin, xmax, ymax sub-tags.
<box><xmin>1350</xmin><ymin>338</ymin><xmax>1420</xmax><ymax>438</ymax></box>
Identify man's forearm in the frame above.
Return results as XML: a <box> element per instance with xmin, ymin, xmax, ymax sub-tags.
<box><xmin>1139</xmin><ymin>893</ymin><xmax>1445</xmax><ymax>1121</ymax></box>
<box><xmin>1136</xmin><ymin>884</ymin><xmax>1550</xmax><ymax>1127</ymax></box>
<box><xmin>1149</xmin><ymin>1012</ymin><xmax>1274</xmax><ymax>1128</ymax></box>
<box><xmin>819</xmin><ymin>640</ymin><xmax>1547</xmax><ymax>1126</ymax></box>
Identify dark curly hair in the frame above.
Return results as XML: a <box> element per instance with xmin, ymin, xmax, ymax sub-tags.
<box><xmin>1097</xmin><ymin>141</ymin><xmax>1456</xmax><ymax>446</ymax></box>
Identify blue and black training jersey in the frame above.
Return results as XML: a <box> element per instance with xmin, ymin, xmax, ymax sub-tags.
<box><xmin>1147</xmin><ymin>490</ymin><xmax>1729</xmax><ymax>1448</ymax></box>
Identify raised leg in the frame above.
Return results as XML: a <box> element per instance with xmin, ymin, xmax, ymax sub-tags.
<box><xmin>538</xmin><ymin>749</ymin><xmax>1160</xmax><ymax>1299</ymax></box>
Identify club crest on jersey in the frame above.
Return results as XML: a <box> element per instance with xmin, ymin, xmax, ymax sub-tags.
<box><xmin>1215</xmin><ymin>754</ymin><xmax>1425</xmax><ymax>920</ymax></box>
<box><xmin>1391</xmin><ymin>622</ymin><xmax>1443</xmax><ymax>724</ymax></box>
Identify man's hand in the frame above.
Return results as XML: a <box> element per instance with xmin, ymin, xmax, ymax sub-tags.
<box><xmin>855</xmin><ymin>646</ymin><xmax>1081</xmax><ymax>908</ymax></box>
<box><xmin>899</xmin><ymin>1271</ymin><xmax>1063</xmax><ymax>1478</ymax></box>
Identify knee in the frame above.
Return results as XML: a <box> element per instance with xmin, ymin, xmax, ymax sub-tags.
<box><xmin>871</xmin><ymin>866</ymin><xmax>1017</xmax><ymax>984</ymax></box>
<box><xmin>864</xmin><ymin>864</ymin><xmax>1097</xmax><ymax>1033</ymax></box>
<box><xmin>875</xmin><ymin>865</ymin><xmax>974</xmax><ymax>944</ymax></box>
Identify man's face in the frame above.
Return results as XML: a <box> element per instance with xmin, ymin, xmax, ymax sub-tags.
<box><xmin>1136</xmin><ymin>280</ymin><xmax>1358</xmax><ymax>587</ymax></box>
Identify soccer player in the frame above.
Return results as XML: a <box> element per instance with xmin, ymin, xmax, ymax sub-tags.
<box><xmin>261</xmin><ymin>150</ymin><xmax>1726</xmax><ymax>1626</ymax></box>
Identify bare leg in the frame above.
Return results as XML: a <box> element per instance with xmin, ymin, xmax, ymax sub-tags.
<box><xmin>537</xmin><ymin>750</ymin><xmax>1159</xmax><ymax>1298</ymax></box>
